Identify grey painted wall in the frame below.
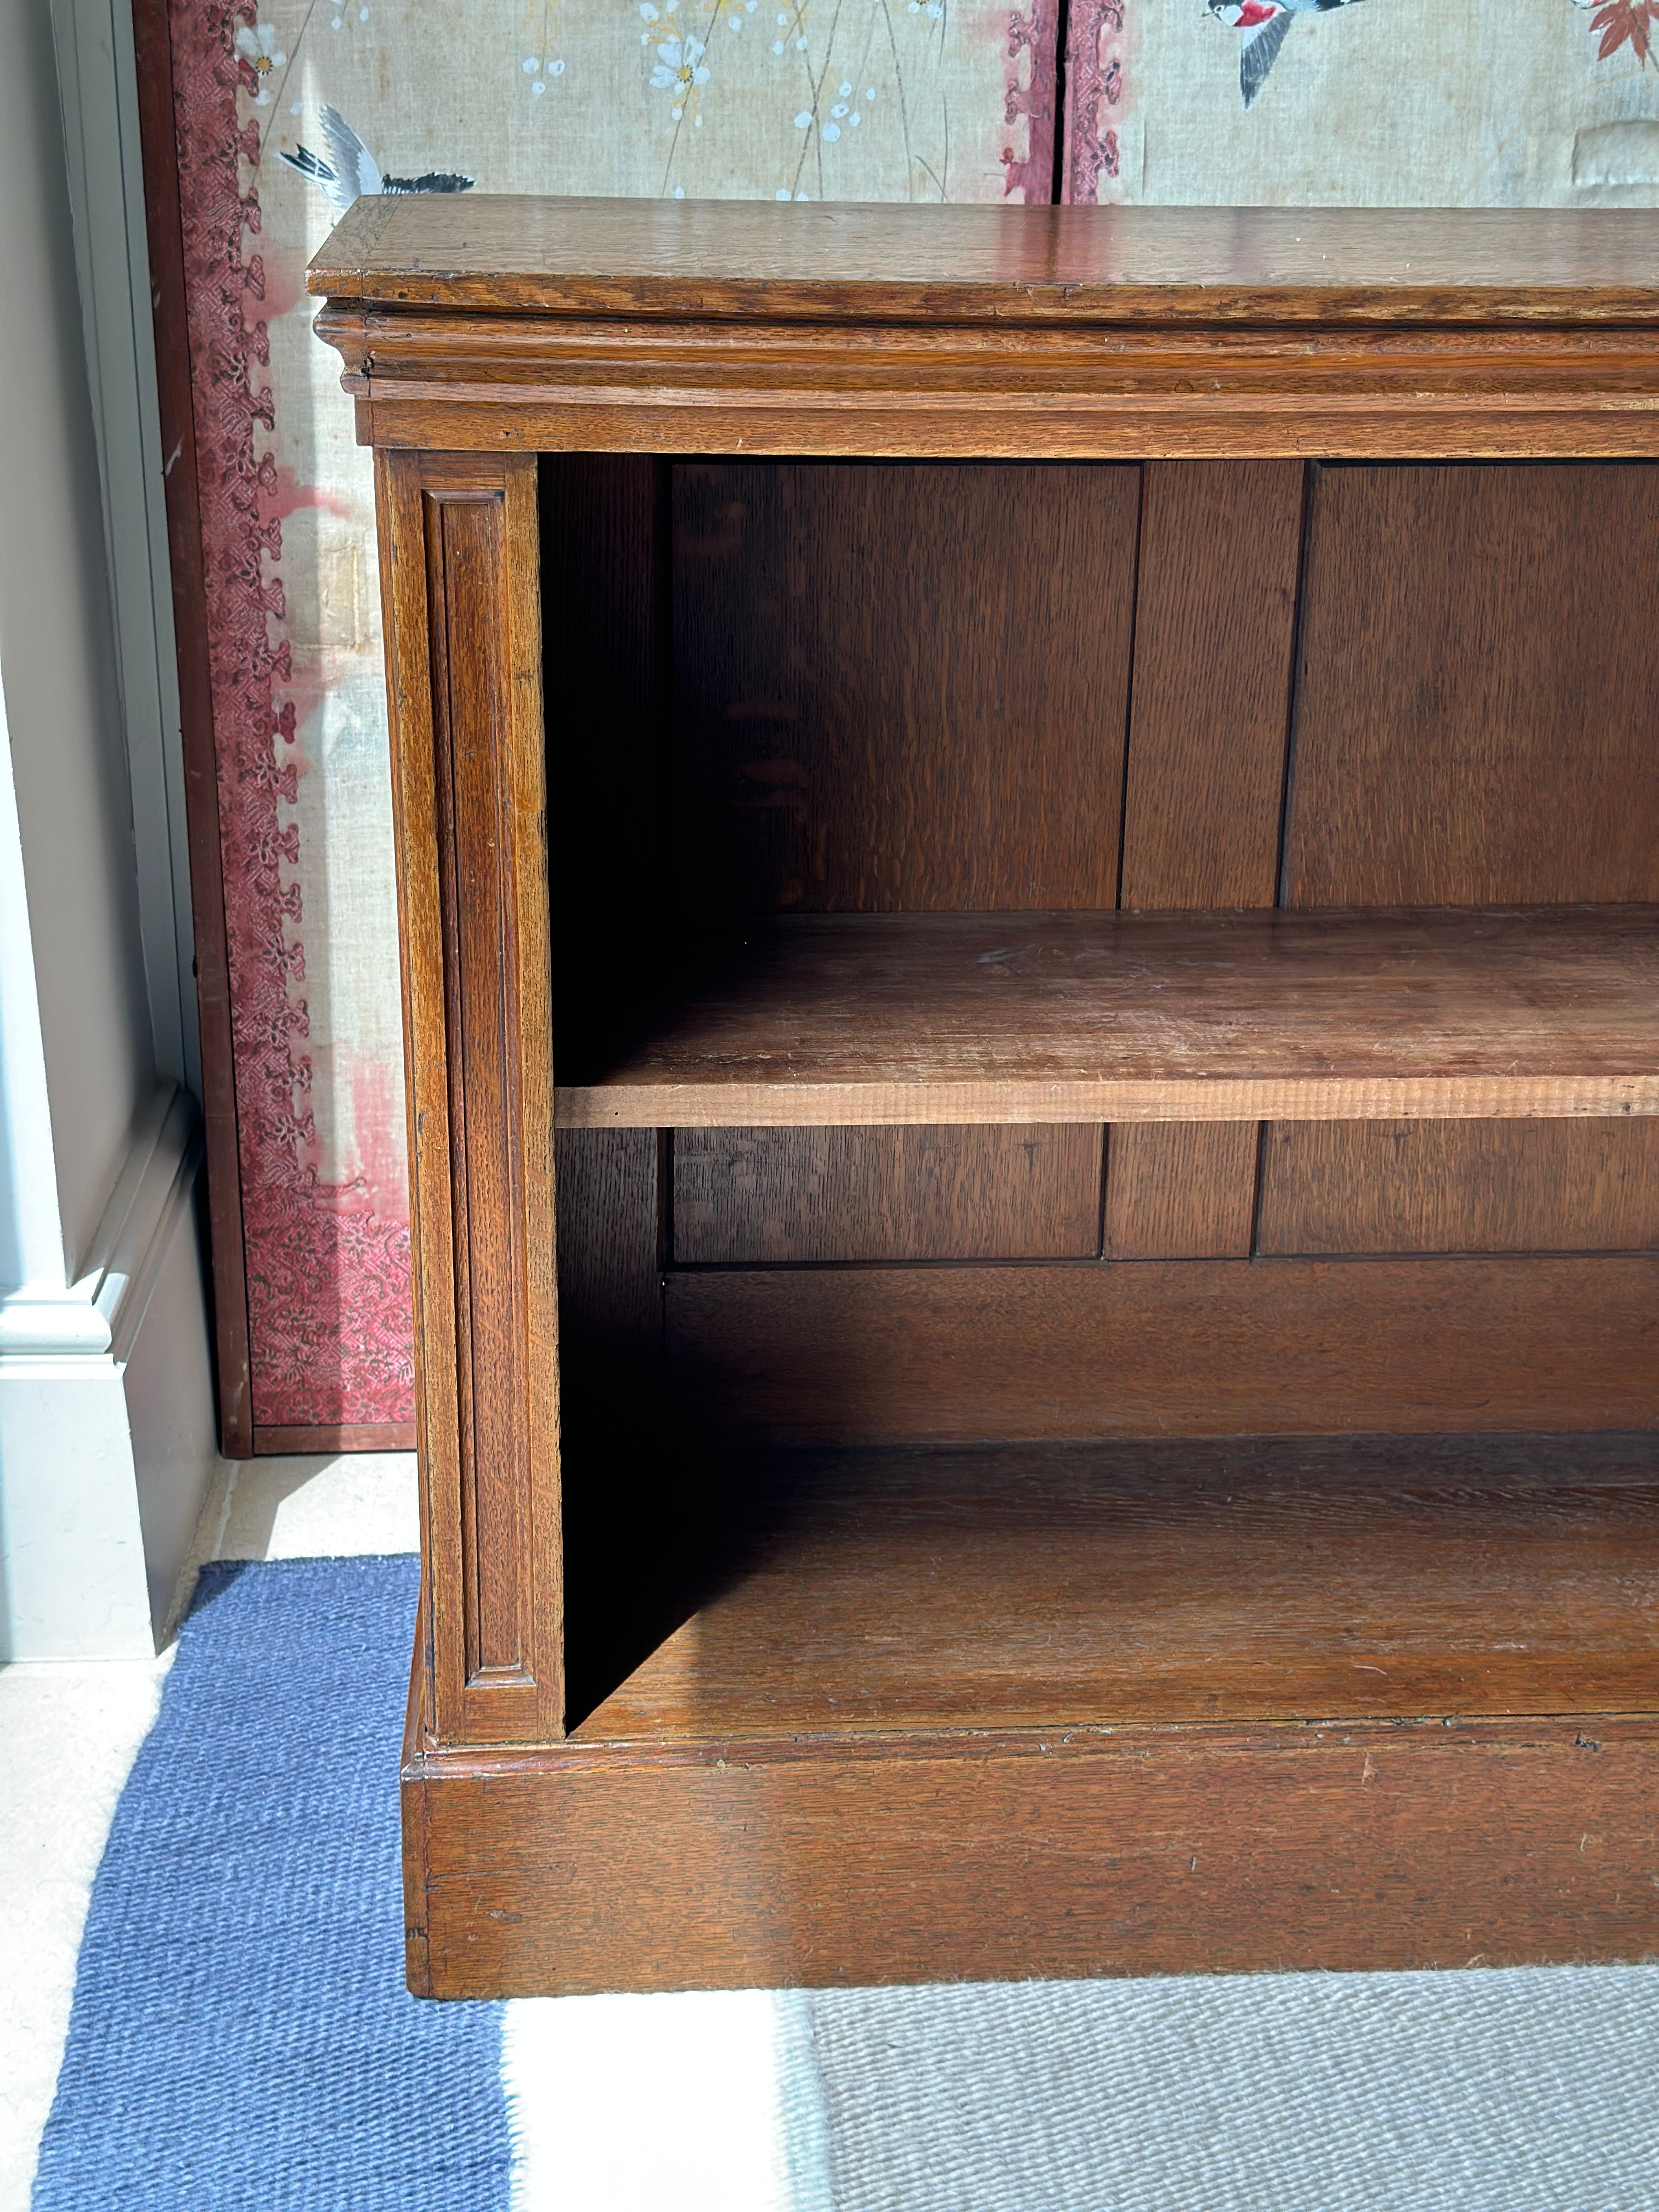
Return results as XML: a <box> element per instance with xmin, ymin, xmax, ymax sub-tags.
<box><xmin>0</xmin><ymin>0</ymin><xmax>156</xmax><ymax>1278</ymax></box>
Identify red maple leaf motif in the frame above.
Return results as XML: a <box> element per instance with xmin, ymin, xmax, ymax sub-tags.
<box><xmin>1589</xmin><ymin>0</ymin><xmax>1659</xmax><ymax>63</ymax></box>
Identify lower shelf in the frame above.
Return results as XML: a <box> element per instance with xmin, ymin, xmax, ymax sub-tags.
<box><xmin>405</xmin><ymin>1435</ymin><xmax>1659</xmax><ymax>1995</ymax></box>
<box><xmin>578</xmin><ymin>1434</ymin><xmax>1659</xmax><ymax>1736</ymax></box>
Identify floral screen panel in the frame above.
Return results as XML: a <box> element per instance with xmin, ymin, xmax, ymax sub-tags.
<box><xmin>162</xmin><ymin>0</ymin><xmax>1060</xmax><ymax>1441</ymax></box>
<box><xmin>1066</xmin><ymin>0</ymin><xmax>1659</xmax><ymax>206</ymax></box>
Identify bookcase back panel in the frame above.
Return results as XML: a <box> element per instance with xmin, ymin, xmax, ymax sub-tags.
<box><xmin>672</xmin><ymin>1126</ymin><xmax>1102</xmax><ymax>1265</ymax></box>
<box><xmin>665</xmin><ymin>1259</ymin><xmax>1659</xmax><ymax>1445</ymax></box>
<box><xmin>1284</xmin><ymin>464</ymin><xmax>1659</xmax><ymax>910</ymax></box>
<box><xmin>1263</xmin><ymin>461</ymin><xmax>1659</xmax><ymax>1262</ymax></box>
<box><xmin>1119</xmin><ymin>459</ymin><xmax>1304</xmax><ymax>912</ymax></box>
<box><xmin>1106</xmin><ymin>460</ymin><xmax>1303</xmax><ymax>1251</ymax></box>
<box><xmin>672</xmin><ymin>462</ymin><xmax>1139</xmax><ymax>915</ymax></box>
<box><xmin>1103</xmin><ymin>1124</ymin><xmax>1259</xmax><ymax>1261</ymax></box>
<box><xmin>1259</xmin><ymin>1120</ymin><xmax>1659</xmax><ymax>1257</ymax></box>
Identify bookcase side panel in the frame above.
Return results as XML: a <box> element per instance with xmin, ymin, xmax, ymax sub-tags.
<box><xmin>379</xmin><ymin>448</ymin><xmax>561</xmax><ymax>1747</ymax></box>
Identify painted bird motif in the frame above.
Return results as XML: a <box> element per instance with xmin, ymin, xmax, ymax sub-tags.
<box><xmin>280</xmin><ymin>106</ymin><xmax>474</xmax><ymax>216</ymax></box>
<box><xmin>1209</xmin><ymin>0</ymin><xmax>1369</xmax><ymax>108</ymax></box>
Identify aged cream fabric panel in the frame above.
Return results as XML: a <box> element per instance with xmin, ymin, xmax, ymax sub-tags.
<box><xmin>1068</xmin><ymin>0</ymin><xmax>1659</xmax><ymax>206</ymax></box>
<box><xmin>267</xmin><ymin>0</ymin><xmax>1045</xmax><ymax>205</ymax></box>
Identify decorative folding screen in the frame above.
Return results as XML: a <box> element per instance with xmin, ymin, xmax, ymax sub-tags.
<box><xmin>1063</xmin><ymin>1</ymin><xmax>1659</xmax><ymax>206</ymax></box>
<box><xmin>137</xmin><ymin>0</ymin><xmax>1659</xmax><ymax>1449</ymax></box>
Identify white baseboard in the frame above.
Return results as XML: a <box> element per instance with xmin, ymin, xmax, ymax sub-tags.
<box><xmin>0</xmin><ymin>1081</ymin><xmax>222</xmax><ymax>1658</ymax></box>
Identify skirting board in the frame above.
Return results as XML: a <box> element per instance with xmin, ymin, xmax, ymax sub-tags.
<box><xmin>0</xmin><ymin>1082</ymin><xmax>219</xmax><ymax>1657</ymax></box>
<box><xmin>252</xmin><ymin>1423</ymin><xmax>417</xmax><ymax>1455</ymax></box>
<box><xmin>402</xmin><ymin>1713</ymin><xmax>1659</xmax><ymax>1998</ymax></box>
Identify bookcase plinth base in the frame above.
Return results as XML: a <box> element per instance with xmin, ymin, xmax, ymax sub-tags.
<box><xmin>402</xmin><ymin>1705</ymin><xmax>1659</xmax><ymax>1999</ymax></box>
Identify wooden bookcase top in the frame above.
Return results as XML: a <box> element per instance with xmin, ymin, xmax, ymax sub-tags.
<box><xmin>309</xmin><ymin>196</ymin><xmax>1659</xmax><ymax>326</ymax></box>
<box><xmin>307</xmin><ymin>199</ymin><xmax>1659</xmax><ymax>460</ymax></box>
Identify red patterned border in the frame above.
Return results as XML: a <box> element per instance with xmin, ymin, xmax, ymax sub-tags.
<box><xmin>169</xmin><ymin>0</ymin><xmax>414</xmax><ymax>1427</ymax></box>
<box><xmin>1062</xmin><ymin>0</ymin><xmax>1130</xmax><ymax>205</ymax></box>
<box><xmin>1002</xmin><ymin>0</ymin><xmax>1059</xmax><ymax>201</ymax></box>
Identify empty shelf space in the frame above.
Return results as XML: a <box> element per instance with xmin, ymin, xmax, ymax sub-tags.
<box><xmin>554</xmin><ymin>906</ymin><xmax>1659</xmax><ymax>1127</ymax></box>
<box><xmin>572</xmin><ymin>1433</ymin><xmax>1659</xmax><ymax>1743</ymax></box>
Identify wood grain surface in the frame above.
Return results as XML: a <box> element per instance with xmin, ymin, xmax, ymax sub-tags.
<box><xmin>408</xmin><ymin>1432</ymin><xmax>1659</xmax><ymax>1994</ymax></box>
<box><xmin>405</xmin><ymin>1714</ymin><xmax>1659</xmax><ymax>1995</ymax></box>
<box><xmin>673</xmin><ymin>1126</ymin><xmax>1102</xmax><ymax>1264</ymax></box>
<box><xmin>1120</xmin><ymin>460</ymin><xmax>1304</xmax><ymax>912</ymax></box>
<box><xmin>673</xmin><ymin>463</ymin><xmax>1137</xmax><ymax>914</ymax></box>
<box><xmin>1273</xmin><ymin>462</ymin><xmax>1659</xmax><ymax>1256</ymax></box>
<box><xmin>311</xmin><ymin>198</ymin><xmax>1659</xmax><ymax>325</ymax></box>
<box><xmin>1106</xmin><ymin>465</ymin><xmax>1296</xmax><ymax>1254</ymax></box>
<box><xmin>1103</xmin><ymin>1124</ymin><xmax>1260</xmax><ymax>1259</ymax></box>
<box><xmin>352</xmin><ymin>206</ymin><xmax>1659</xmax><ymax>1999</ymax></box>
<box><xmin>1260</xmin><ymin>1119</ymin><xmax>1659</xmax><ymax>1255</ymax></box>
<box><xmin>556</xmin><ymin>907</ymin><xmax>1659</xmax><ymax>1126</ymax></box>
<box><xmin>665</xmin><ymin>1257</ymin><xmax>1659</xmax><ymax>1443</ymax></box>
<box><xmin>308</xmin><ymin>205</ymin><xmax>1659</xmax><ymax>464</ymax></box>
<box><xmin>577</xmin><ymin>1436</ymin><xmax>1659</xmax><ymax>1738</ymax></box>
<box><xmin>554</xmin><ymin>1129</ymin><xmax>662</xmax><ymax>1427</ymax></box>
<box><xmin>1285</xmin><ymin>465</ymin><xmax>1659</xmax><ymax>909</ymax></box>
<box><xmin>666</xmin><ymin>458</ymin><xmax>1132</xmax><ymax>1263</ymax></box>
<box><xmin>321</xmin><ymin>330</ymin><xmax>1659</xmax><ymax>465</ymax></box>
<box><xmin>379</xmin><ymin>450</ymin><xmax>562</xmax><ymax>1745</ymax></box>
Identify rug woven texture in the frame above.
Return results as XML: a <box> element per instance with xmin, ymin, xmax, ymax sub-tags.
<box><xmin>31</xmin><ymin>1558</ymin><xmax>511</xmax><ymax>2211</ymax></box>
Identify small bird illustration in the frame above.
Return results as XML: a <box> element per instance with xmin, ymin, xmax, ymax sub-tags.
<box><xmin>1208</xmin><ymin>0</ymin><xmax>1368</xmax><ymax>109</ymax></box>
<box><xmin>280</xmin><ymin>106</ymin><xmax>474</xmax><ymax>216</ymax></box>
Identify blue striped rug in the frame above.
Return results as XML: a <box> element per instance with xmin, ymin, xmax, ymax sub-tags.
<box><xmin>33</xmin><ymin>1559</ymin><xmax>510</xmax><ymax>2211</ymax></box>
<box><xmin>33</xmin><ymin>1555</ymin><xmax>1659</xmax><ymax>2211</ymax></box>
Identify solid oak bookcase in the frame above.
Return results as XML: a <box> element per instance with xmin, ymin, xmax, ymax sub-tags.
<box><xmin>310</xmin><ymin>198</ymin><xmax>1659</xmax><ymax>1999</ymax></box>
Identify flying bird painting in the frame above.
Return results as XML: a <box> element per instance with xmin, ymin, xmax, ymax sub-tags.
<box><xmin>280</xmin><ymin>106</ymin><xmax>475</xmax><ymax>215</ymax></box>
<box><xmin>1208</xmin><ymin>0</ymin><xmax>1369</xmax><ymax>108</ymax></box>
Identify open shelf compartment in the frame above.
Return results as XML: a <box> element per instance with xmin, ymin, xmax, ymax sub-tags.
<box><xmin>571</xmin><ymin>1435</ymin><xmax>1659</xmax><ymax>1743</ymax></box>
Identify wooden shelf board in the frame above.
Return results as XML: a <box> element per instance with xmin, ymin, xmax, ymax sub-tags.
<box><xmin>571</xmin><ymin>1434</ymin><xmax>1659</xmax><ymax>1744</ymax></box>
<box><xmin>555</xmin><ymin>906</ymin><xmax>1659</xmax><ymax>1128</ymax></box>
